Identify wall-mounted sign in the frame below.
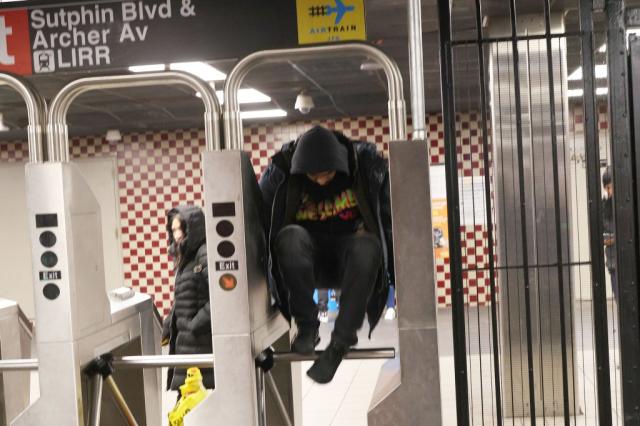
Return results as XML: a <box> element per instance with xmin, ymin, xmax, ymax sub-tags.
<box><xmin>0</xmin><ymin>0</ymin><xmax>298</xmax><ymax>75</ymax></box>
<box><xmin>295</xmin><ymin>0</ymin><xmax>365</xmax><ymax>45</ymax></box>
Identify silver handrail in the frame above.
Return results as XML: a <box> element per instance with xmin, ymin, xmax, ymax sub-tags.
<box><xmin>223</xmin><ymin>43</ymin><xmax>407</xmax><ymax>151</ymax></box>
<box><xmin>47</xmin><ymin>71</ymin><xmax>221</xmax><ymax>162</ymax></box>
<box><xmin>0</xmin><ymin>347</ymin><xmax>395</xmax><ymax>371</ymax></box>
<box><xmin>0</xmin><ymin>73</ymin><xmax>47</xmax><ymax>163</ymax></box>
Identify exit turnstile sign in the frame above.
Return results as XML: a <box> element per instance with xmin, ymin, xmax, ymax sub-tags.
<box><xmin>39</xmin><ymin>270</ymin><xmax>61</xmax><ymax>281</ymax></box>
<box><xmin>215</xmin><ymin>260</ymin><xmax>238</xmax><ymax>272</ymax></box>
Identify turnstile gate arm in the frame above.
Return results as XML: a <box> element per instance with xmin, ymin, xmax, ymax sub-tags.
<box><xmin>0</xmin><ymin>348</ymin><xmax>395</xmax><ymax>372</ymax></box>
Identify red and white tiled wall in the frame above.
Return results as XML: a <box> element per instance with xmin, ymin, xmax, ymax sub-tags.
<box><xmin>0</xmin><ymin>107</ymin><xmax>605</xmax><ymax>315</ymax></box>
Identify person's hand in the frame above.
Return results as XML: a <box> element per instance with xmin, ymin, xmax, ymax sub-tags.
<box><xmin>604</xmin><ymin>238</ymin><xmax>614</xmax><ymax>246</ymax></box>
<box><xmin>161</xmin><ymin>337</ymin><xmax>169</xmax><ymax>346</ymax></box>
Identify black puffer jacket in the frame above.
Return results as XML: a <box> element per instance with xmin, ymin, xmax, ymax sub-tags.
<box><xmin>259</xmin><ymin>131</ymin><xmax>394</xmax><ymax>335</ymax></box>
<box><xmin>164</xmin><ymin>206</ymin><xmax>214</xmax><ymax>390</ymax></box>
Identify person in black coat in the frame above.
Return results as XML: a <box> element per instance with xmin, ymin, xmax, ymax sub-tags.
<box><xmin>259</xmin><ymin>125</ymin><xmax>394</xmax><ymax>383</ymax></box>
<box><xmin>602</xmin><ymin>167</ymin><xmax>617</xmax><ymax>301</ymax></box>
<box><xmin>162</xmin><ymin>205</ymin><xmax>214</xmax><ymax>391</ymax></box>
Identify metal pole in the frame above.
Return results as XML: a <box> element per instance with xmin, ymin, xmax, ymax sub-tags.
<box><xmin>542</xmin><ymin>1</ymin><xmax>570</xmax><ymax>423</ymax></box>
<box><xmin>472</xmin><ymin>0</ymin><xmax>503</xmax><ymax>423</ymax></box>
<box><xmin>88</xmin><ymin>375</ymin><xmax>104</xmax><ymax>426</ymax></box>
<box><xmin>224</xmin><ymin>43</ymin><xmax>407</xmax><ymax>150</ymax></box>
<box><xmin>272</xmin><ymin>347</ymin><xmax>395</xmax><ymax>362</ymax></box>
<box><xmin>47</xmin><ymin>71</ymin><xmax>221</xmax><ymax>162</ymax></box>
<box><xmin>105</xmin><ymin>376</ymin><xmax>139</xmax><ymax>426</ymax></box>
<box><xmin>506</xmin><ymin>0</ymin><xmax>537</xmax><ymax>421</ymax></box>
<box><xmin>437</xmin><ymin>1</ymin><xmax>469</xmax><ymax>425</ymax></box>
<box><xmin>608</xmin><ymin>0</ymin><xmax>640</xmax><ymax>422</ymax></box>
<box><xmin>265</xmin><ymin>372</ymin><xmax>294</xmax><ymax>426</ymax></box>
<box><xmin>111</xmin><ymin>354</ymin><xmax>215</xmax><ymax>369</ymax></box>
<box><xmin>580</xmin><ymin>0</ymin><xmax>612</xmax><ymax>420</ymax></box>
<box><xmin>0</xmin><ymin>348</ymin><xmax>395</xmax><ymax>372</ymax></box>
<box><xmin>256</xmin><ymin>367</ymin><xmax>267</xmax><ymax>426</ymax></box>
<box><xmin>407</xmin><ymin>0</ymin><xmax>426</xmax><ymax>140</ymax></box>
<box><xmin>0</xmin><ymin>73</ymin><xmax>47</xmax><ymax>163</ymax></box>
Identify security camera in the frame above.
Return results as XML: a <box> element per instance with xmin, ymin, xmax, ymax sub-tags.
<box><xmin>295</xmin><ymin>92</ymin><xmax>314</xmax><ymax>114</ymax></box>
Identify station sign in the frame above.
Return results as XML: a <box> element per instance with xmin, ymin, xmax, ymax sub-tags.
<box><xmin>0</xmin><ymin>0</ymin><xmax>299</xmax><ymax>75</ymax></box>
<box><xmin>296</xmin><ymin>0</ymin><xmax>366</xmax><ymax>45</ymax></box>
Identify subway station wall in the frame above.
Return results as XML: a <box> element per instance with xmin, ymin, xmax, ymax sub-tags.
<box><xmin>0</xmin><ymin>108</ymin><xmax>609</xmax><ymax>317</ymax></box>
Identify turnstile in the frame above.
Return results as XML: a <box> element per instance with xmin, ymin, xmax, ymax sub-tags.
<box><xmin>12</xmin><ymin>161</ymin><xmax>162</xmax><ymax>426</ymax></box>
<box><xmin>0</xmin><ymin>299</ymin><xmax>32</xmax><ymax>426</ymax></box>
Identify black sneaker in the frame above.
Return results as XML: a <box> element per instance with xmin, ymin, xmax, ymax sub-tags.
<box><xmin>291</xmin><ymin>323</ymin><xmax>320</xmax><ymax>355</ymax></box>
<box><xmin>306</xmin><ymin>339</ymin><xmax>350</xmax><ymax>384</ymax></box>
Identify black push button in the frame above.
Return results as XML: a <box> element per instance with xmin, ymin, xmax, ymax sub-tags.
<box><xmin>41</xmin><ymin>251</ymin><xmax>58</xmax><ymax>268</ymax></box>
<box><xmin>217</xmin><ymin>241</ymin><xmax>235</xmax><ymax>258</ymax></box>
<box><xmin>216</xmin><ymin>220</ymin><xmax>234</xmax><ymax>237</ymax></box>
<box><xmin>43</xmin><ymin>283</ymin><xmax>60</xmax><ymax>300</ymax></box>
<box><xmin>39</xmin><ymin>231</ymin><xmax>57</xmax><ymax>248</ymax></box>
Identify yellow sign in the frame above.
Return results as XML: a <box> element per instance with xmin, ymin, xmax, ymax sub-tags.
<box><xmin>296</xmin><ymin>0</ymin><xmax>366</xmax><ymax>45</ymax></box>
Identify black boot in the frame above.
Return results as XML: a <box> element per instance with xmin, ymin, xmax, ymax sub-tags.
<box><xmin>306</xmin><ymin>339</ymin><xmax>350</xmax><ymax>384</ymax></box>
<box><xmin>291</xmin><ymin>322</ymin><xmax>320</xmax><ymax>355</ymax></box>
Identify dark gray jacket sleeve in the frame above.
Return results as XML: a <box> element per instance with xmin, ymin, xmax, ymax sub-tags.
<box><xmin>188</xmin><ymin>245</ymin><xmax>211</xmax><ymax>334</ymax></box>
<box><xmin>379</xmin><ymin>170</ymin><xmax>395</xmax><ymax>287</ymax></box>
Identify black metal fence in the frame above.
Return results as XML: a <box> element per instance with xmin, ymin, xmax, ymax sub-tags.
<box><xmin>437</xmin><ymin>0</ymin><xmax>640</xmax><ymax>424</ymax></box>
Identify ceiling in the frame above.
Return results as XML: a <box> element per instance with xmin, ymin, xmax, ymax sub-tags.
<box><xmin>0</xmin><ymin>0</ymin><xmax>615</xmax><ymax>141</ymax></box>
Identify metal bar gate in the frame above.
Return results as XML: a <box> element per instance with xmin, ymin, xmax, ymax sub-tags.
<box><xmin>436</xmin><ymin>0</ymin><xmax>640</xmax><ymax>423</ymax></box>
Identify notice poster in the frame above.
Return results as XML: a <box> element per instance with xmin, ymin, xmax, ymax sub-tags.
<box><xmin>429</xmin><ymin>166</ymin><xmax>488</xmax><ymax>258</ymax></box>
<box><xmin>430</xmin><ymin>165</ymin><xmax>449</xmax><ymax>259</ymax></box>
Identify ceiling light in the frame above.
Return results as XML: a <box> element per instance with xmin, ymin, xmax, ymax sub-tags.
<box><xmin>105</xmin><ymin>129</ymin><xmax>122</xmax><ymax>142</ymax></box>
<box><xmin>128</xmin><ymin>64</ymin><xmax>165</xmax><ymax>73</ymax></box>
<box><xmin>195</xmin><ymin>87</ymin><xmax>270</xmax><ymax>105</ymax></box>
<box><xmin>567</xmin><ymin>64</ymin><xmax>607</xmax><ymax>81</ymax></box>
<box><xmin>215</xmin><ymin>88</ymin><xmax>271</xmax><ymax>105</ymax></box>
<box><xmin>0</xmin><ymin>114</ymin><xmax>8</xmax><ymax>132</ymax></box>
<box><xmin>169</xmin><ymin>62</ymin><xmax>226</xmax><ymax>81</ymax></box>
<box><xmin>360</xmin><ymin>61</ymin><xmax>384</xmax><ymax>71</ymax></box>
<box><xmin>566</xmin><ymin>87</ymin><xmax>608</xmax><ymax>97</ymax></box>
<box><xmin>294</xmin><ymin>91</ymin><xmax>314</xmax><ymax>114</ymax></box>
<box><xmin>241</xmin><ymin>109</ymin><xmax>287</xmax><ymax>119</ymax></box>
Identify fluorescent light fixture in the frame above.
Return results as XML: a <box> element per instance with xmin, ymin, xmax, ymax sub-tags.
<box><xmin>567</xmin><ymin>64</ymin><xmax>608</xmax><ymax>81</ymax></box>
<box><xmin>566</xmin><ymin>87</ymin><xmax>608</xmax><ymax>97</ymax></box>
<box><xmin>169</xmin><ymin>62</ymin><xmax>226</xmax><ymax>81</ymax></box>
<box><xmin>195</xmin><ymin>88</ymin><xmax>271</xmax><ymax>105</ymax></box>
<box><xmin>567</xmin><ymin>89</ymin><xmax>583</xmax><ymax>97</ymax></box>
<box><xmin>128</xmin><ymin>64</ymin><xmax>165</xmax><ymax>73</ymax></box>
<box><xmin>241</xmin><ymin>109</ymin><xmax>287</xmax><ymax>119</ymax></box>
<box><xmin>215</xmin><ymin>88</ymin><xmax>271</xmax><ymax>104</ymax></box>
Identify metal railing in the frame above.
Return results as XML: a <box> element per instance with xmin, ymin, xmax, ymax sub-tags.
<box><xmin>0</xmin><ymin>347</ymin><xmax>395</xmax><ymax>372</ymax></box>
<box><xmin>0</xmin><ymin>73</ymin><xmax>47</xmax><ymax>163</ymax></box>
<box><xmin>47</xmin><ymin>71</ymin><xmax>221</xmax><ymax>162</ymax></box>
<box><xmin>223</xmin><ymin>43</ymin><xmax>407</xmax><ymax>150</ymax></box>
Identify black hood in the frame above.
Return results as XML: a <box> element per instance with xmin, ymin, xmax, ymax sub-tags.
<box><xmin>290</xmin><ymin>125</ymin><xmax>349</xmax><ymax>175</ymax></box>
<box><xmin>166</xmin><ymin>205</ymin><xmax>206</xmax><ymax>265</ymax></box>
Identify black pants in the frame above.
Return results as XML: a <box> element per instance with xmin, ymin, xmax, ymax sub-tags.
<box><xmin>275</xmin><ymin>225</ymin><xmax>382</xmax><ymax>346</ymax></box>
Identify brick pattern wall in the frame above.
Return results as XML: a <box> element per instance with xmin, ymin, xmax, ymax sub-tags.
<box><xmin>1</xmin><ymin>110</ymin><xmax>563</xmax><ymax>314</ymax></box>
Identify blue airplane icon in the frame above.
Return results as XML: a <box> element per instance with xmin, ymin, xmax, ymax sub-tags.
<box><xmin>326</xmin><ymin>0</ymin><xmax>355</xmax><ymax>25</ymax></box>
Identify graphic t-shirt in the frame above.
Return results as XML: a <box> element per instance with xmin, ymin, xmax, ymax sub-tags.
<box><xmin>295</xmin><ymin>174</ymin><xmax>362</xmax><ymax>235</ymax></box>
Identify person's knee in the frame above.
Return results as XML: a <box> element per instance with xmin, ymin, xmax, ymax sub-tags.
<box><xmin>346</xmin><ymin>233</ymin><xmax>382</xmax><ymax>267</ymax></box>
<box><xmin>275</xmin><ymin>225</ymin><xmax>312</xmax><ymax>257</ymax></box>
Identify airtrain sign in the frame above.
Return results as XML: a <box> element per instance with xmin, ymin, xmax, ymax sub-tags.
<box><xmin>0</xmin><ymin>0</ymin><xmax>301</xmax><ymax>75</ymax></box>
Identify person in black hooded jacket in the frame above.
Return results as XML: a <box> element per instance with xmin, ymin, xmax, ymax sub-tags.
<box><xmin>162</xmin><ymin>205</ymin><xmax>214</xmax><ymax>391</ymax></box>
<box><xmin>259</xmin><ymin>125</ymin><xmax>394</xmax><ymax>384</ymax></box>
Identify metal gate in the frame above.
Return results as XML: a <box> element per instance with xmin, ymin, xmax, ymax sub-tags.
<box><xmin>436</xmin><ymin>0</ymin><xmax>640</xmax><ymax>424</ymax></box>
